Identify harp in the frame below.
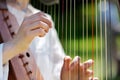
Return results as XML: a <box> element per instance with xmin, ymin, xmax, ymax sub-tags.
<box><xmin>31</xmin><ymin>0</ymin><xmax>120</xmax><ymax>79</ymax></box>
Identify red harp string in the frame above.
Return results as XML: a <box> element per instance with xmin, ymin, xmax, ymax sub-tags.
<box><xmin>92</xmin><ymin>0</ymin><xmax>95</xmax><ymax>79</ymax></box>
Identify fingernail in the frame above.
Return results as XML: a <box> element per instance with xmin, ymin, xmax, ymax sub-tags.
<box><xmin>88</xmin><ymin>59</ymin><xmax>94</xmax><ymax>64</ymax></box>
<box><xmin>64</xmin><ymin>56</ymin><xmax>71</xmax><ymax>70</ymax></box>
<box><xmin>74</xmin><ymin>56</ymin><xmax>80</xmax><ymax>63</ymax></box>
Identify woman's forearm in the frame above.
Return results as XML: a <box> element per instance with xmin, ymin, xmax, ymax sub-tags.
<box><xmin>2</xmin><ymin>40</ymin><xmax>22</xmax><ymax>64</ymax></box>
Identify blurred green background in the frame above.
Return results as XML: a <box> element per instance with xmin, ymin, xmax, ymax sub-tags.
<box><xmin>30</xmin><ymin>0</ymin><xmax>119</xmax><ymax>80</ymax></box>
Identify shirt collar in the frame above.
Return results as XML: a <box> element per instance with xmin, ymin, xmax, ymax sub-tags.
<box><xmin>7</xmin><ymin>4</ymin><xmax>26</xmax><ymax>26</ymax></box>
<box><xmin>6</xmin><ymin>3</ymin><xmax>40</xmax><ymax>26</ymax></box>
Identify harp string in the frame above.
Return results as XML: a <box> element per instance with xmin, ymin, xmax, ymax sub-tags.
<box><xmin>62</xmin><ymin>0</ymin><xmax>64</xmax><ymax>47</ymax></box>
<box><xmin>82</xmin><ymin>0</ymin><xmax>85</xmax><ymax>79</ymax></box>
<box><xmin>50</xmin><ymin>4</ymin><xmax>53</xmax><ymax>19</ymax></box>
<box><xmin>86</xmin><ymin>0</ymin><xmax>88</xmax><ymax>64</ymax></box>
<box><xmin>43</xmin><ymin>3</ymin><xmax>45</xmax><ymax>13</ymax></box>
<box><xmin>95</xmin><ymin>0</ymin><xmax>99</xmax><ymax>77</ymax></box>
<box><xmin>74</xmin><ymin>0</ymin><xmax>77</xmax><ymax>77</ymax></box>
<box><xmin>70</xmin><ymin>0</ymin><xmax>72</xmax><ymax>79</ymax></box>
<box><xmin>82</xmin><ymin>0</ymin><xmax>85</xmax><ymax>63</ymax></box>
<box><xmin>86</xmin><ymin>1</ymin><xmax>89</xmax><ymax>78</ymax></box>
<box><xmin>58</xmin><ymin>1</ymin><xmax>60</xmax><ymax>39</ymax></box>
<box><xmin>99</xmin><ymin>0</ymin><xmax>103</xmax><ymax>79</ymax></box>
<box><xmin>104</xmin><ymin>0</ymin><xmax>108</xmax><ymax>79</ymax></box>
<box><xmin>70</xmin><ymin>0</ymin><xmax>72</xmax><ymax>58</ymax></box>
<box><xmin>66</xmin><ymin>0</ymin><xmax>68</xmax><ymax>54</ymax></box>
<box><xmin>108</xmin><ymin>0</ymin><xmax>112</xmax><ymax>79</ymax></box>
<box><xmin>74</xmin><ymin>0</ymin><xmax>78</xmax><ymax>78</ymax></box>
<box><xmin>39</xmin><ymin>1</ymin><xmax>41</xmax><ymax>9</ymax></box>
<box><xmin>92</xmin><ymin>0</ymin><xmax>95</xmax><ymax>78</ymax></box>
<box><xmin>82</xmin><ymin>0</ymin><xmax>85</xmax><ymax>78</ymax></box>
<box><xmin>46</xmin><ymin>5</ymin><xmax>48</xmax><ymax>13</ymax></box>
<box><xmin>73</xmin><ymin>0</ymin><xmax>76</xmax><ymax>56</ymax></box>
<box><xmin>54</xmin><ymin>3</ymin><xmax>56</xmax><ymax>27</ymax></box>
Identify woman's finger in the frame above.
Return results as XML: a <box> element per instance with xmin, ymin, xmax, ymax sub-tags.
<box><xmin>25</xmin><ymin>12</ymin><xmax>46</xmax><ymax>22</ymax></box>
<box><xmin>39</xmin><ymin>16</ymin><xmax>52</xmax><ymax>28</ymax></box>
<box><xmin>24</xmin><ymin>12</ymin><xmax>52</xmax><ymax>28</ymax></box>
<box><xmin>82</xmin><ymin>59</ymin><xmax>94</xmax><ymax>70</ymax></box>
<box><xmin>27</xmin><ymin>21</ymin><xmax>49</xmax><ymax>32</ymax></box>
<box><xmin>70</xmin><ymin>56</ymin><xmax>80</xmax><ymax>70</ymax></box>
<box><xmin>30</xmin><ymin>28</ymin><xmax>46</xmax><ymax>37</ymax></box>
<box><xmin>89</xmin><ymin>77</ymin><xmax>99</xmax><ymax>80</ymax></box>
<box><xmin>85</xmin><ymin>69</ymin><xmax>93</xmax><ymax>77</ymax></box>
<box><xmin>63</xmin><ymin>56</ymin><xmax>71</xmax><ymax>70</ymax></box>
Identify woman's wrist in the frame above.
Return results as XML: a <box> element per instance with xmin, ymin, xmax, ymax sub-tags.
<box><xmin>2</xmin><ymin>39</ymin><xmax>22</xmax><ymax>64</ymax></box>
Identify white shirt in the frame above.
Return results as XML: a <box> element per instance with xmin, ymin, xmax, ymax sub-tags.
<box><xmin>0</xmin><ymin>3</ymin><xmax>65</xmax><ymax>80</ymax></box>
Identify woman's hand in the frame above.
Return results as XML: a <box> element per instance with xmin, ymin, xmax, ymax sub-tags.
<box><xmin>61</xmin><ymin>56</ymin><xmax>98</xmax><ymax>80</ymax></box>
<box><xmin>14</xmin><ymin>12</ymin><xmax>52</xmax><ymax>51</ymax></box>
<box><xmin>3</xmin><ymin>12</ymin><xmax>52</xmax><ymax>64</ymax></box>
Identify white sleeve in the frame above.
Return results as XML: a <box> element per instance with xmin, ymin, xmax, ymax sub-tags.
<box><xmin>45</xmin><ymin>13</ymin><xmax>65</xmax><ymax>80</ymax></box>
<box><xmin>48</xmin><ymin>27</ymin><xmax>66</xmax><ymax>80</ymax></box>
<box><xmin>0</xmin><ymin>44</ymin><xmax>3</xmax><ymax>80</ymax></box>
<box><xmin>29</xmin><ymin>28</ymin><xmax>65</xmax><ymax>80</ymax></box>
<box><xmin>29</xmin><ymin>12</ymin><xmax>66</xmax><ymax>80</ymax></box>
<box><xmin>0</xmin><ymin>44</ymin><xmax>9</xmax><ymax>80</ymax></box>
